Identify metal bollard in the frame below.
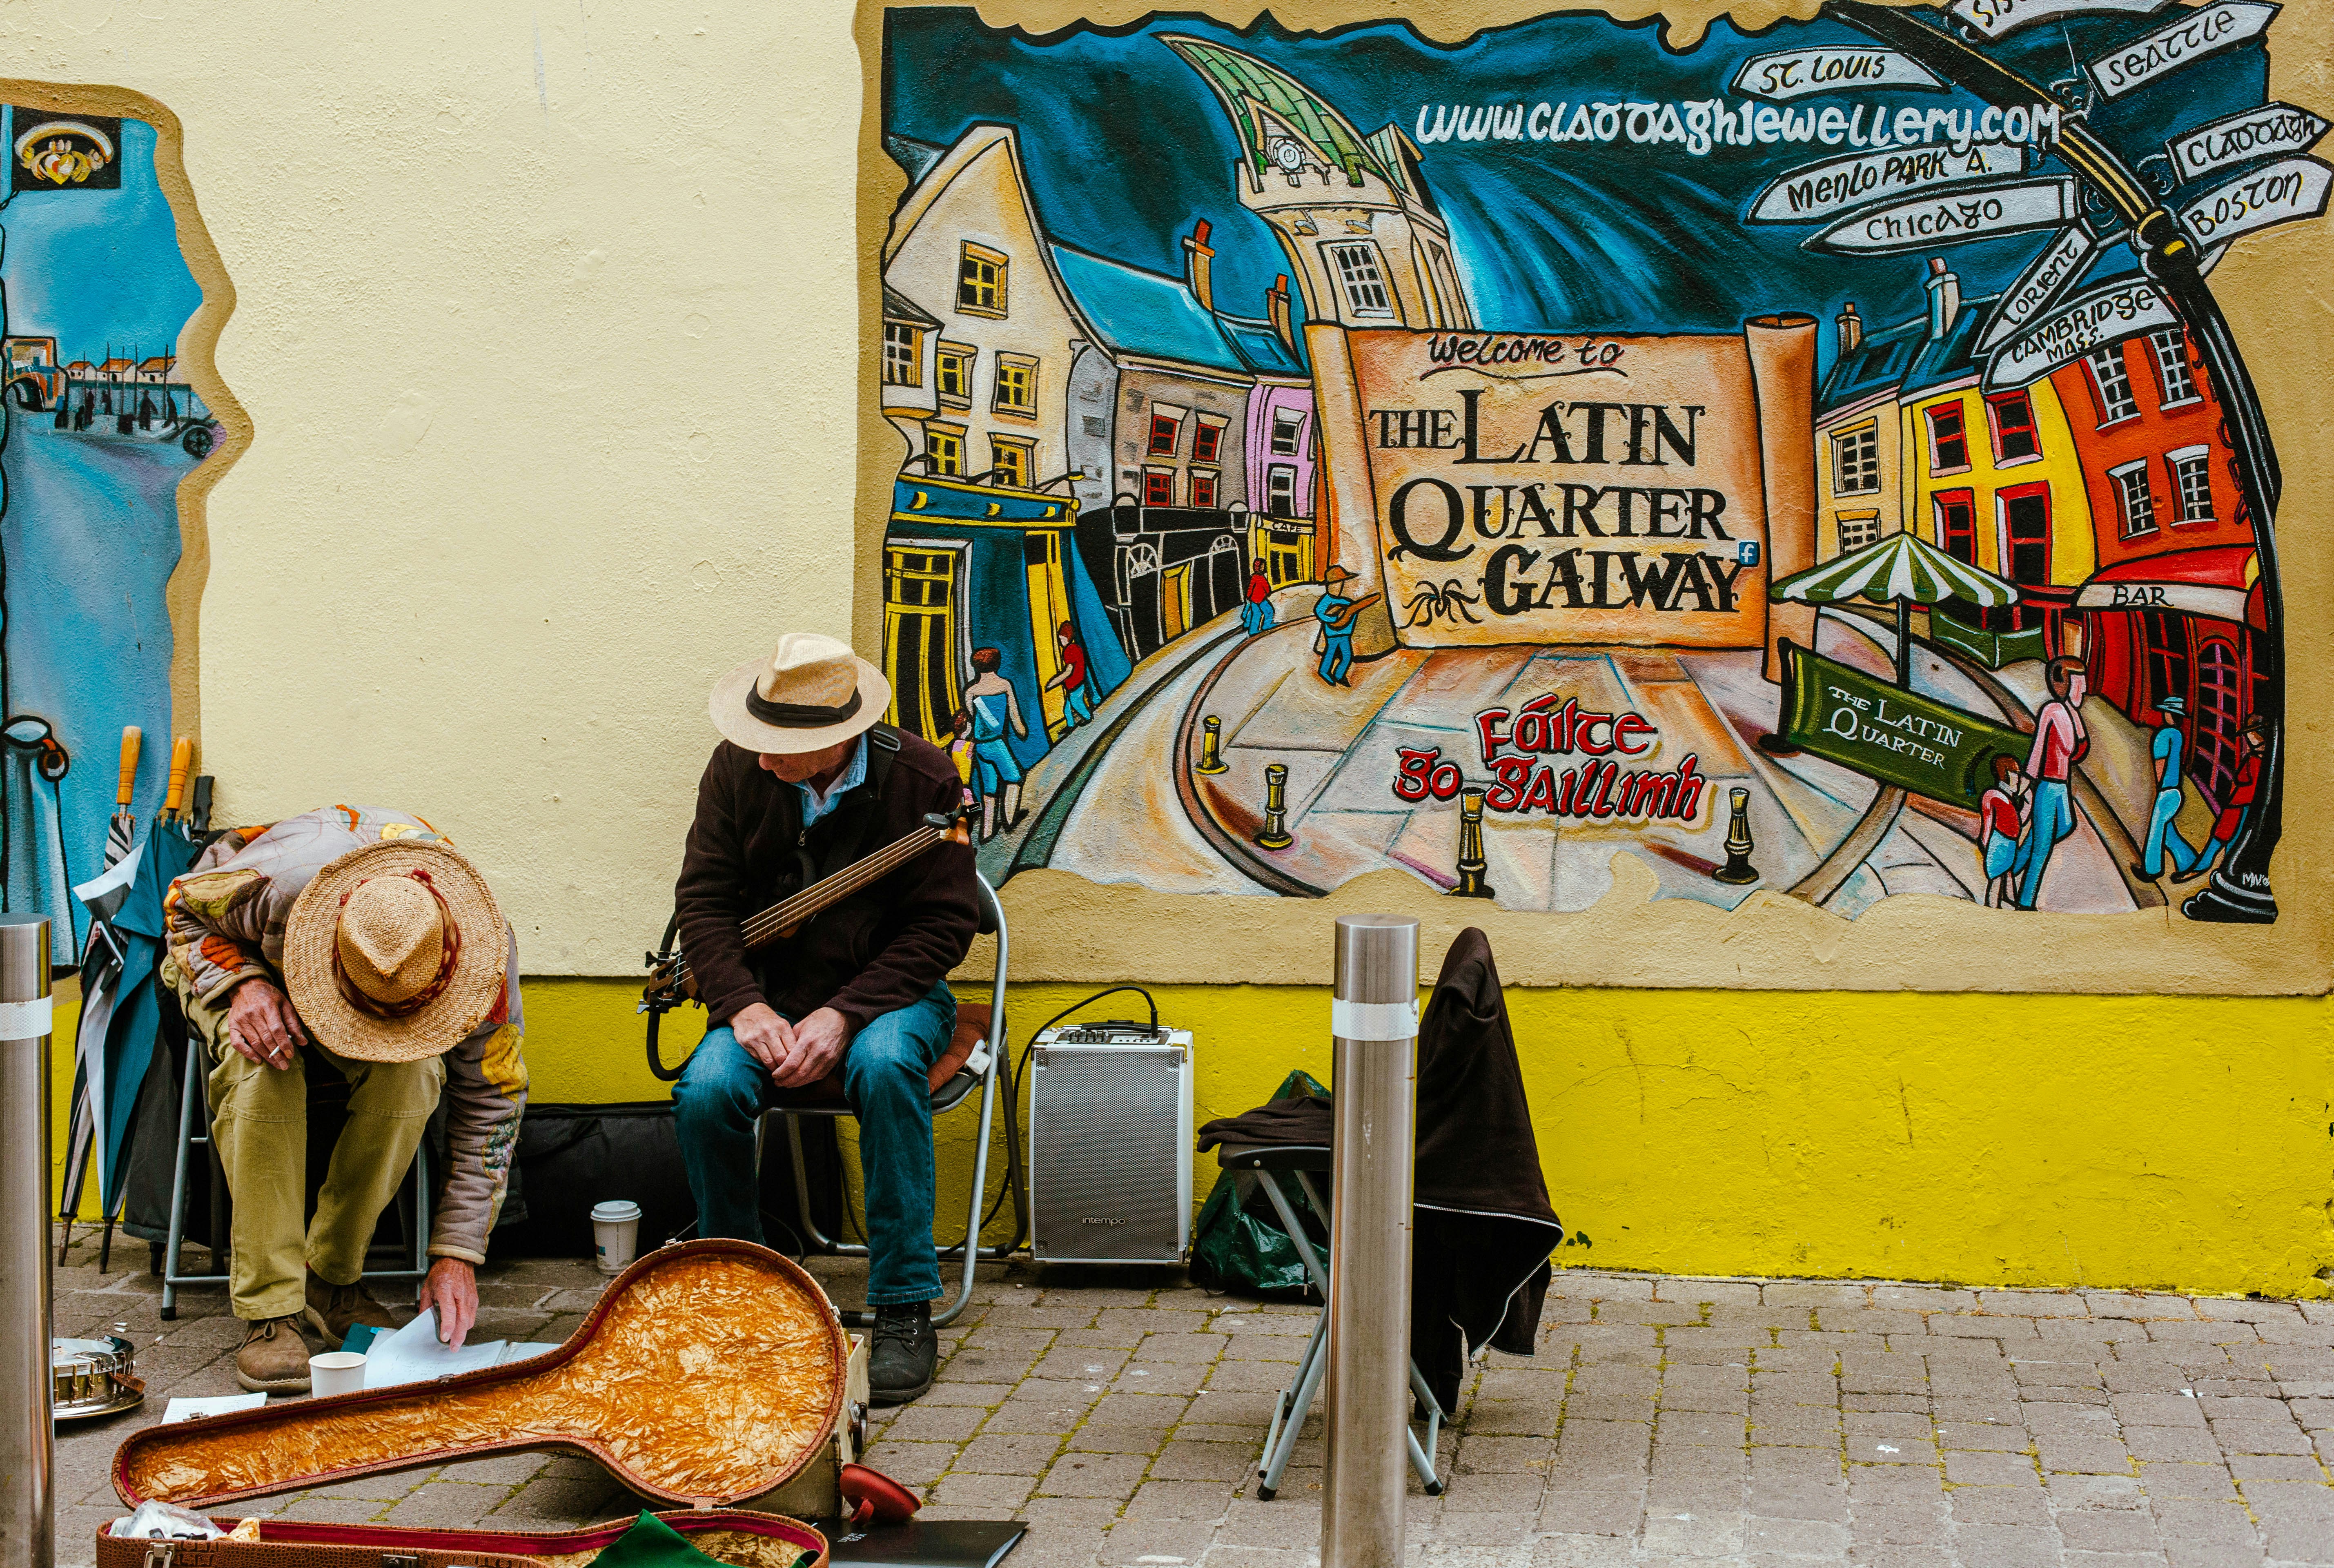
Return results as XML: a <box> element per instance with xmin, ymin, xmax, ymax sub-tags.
<box><xmin>1712</xmin><ymin>786</ymin><xmax>1760</xmax><ymax>885</ymax></box>
<box><xmin>1254</xmin><ymin>763</ymin><xmax>1294</xmax><ymax>849</ymax></box>
<box><xmin>1196</xmin><ymin>715</ymin><xmax>1228</xmax><ymax>775</ymax></box>
<box><xmin>1</xmin><ymin>914</ymin><xmax>54</xmax><ymax>1568</ymax></box>
<box><xmin>1323</xmin><ymin>914</ymin><xmax>1418</xmax><ymax>1568</ymax></box>
<box><xmin>1451</xmin><ymin>784</ymin><xmax>1493</xmax><ymax>899</ymax></box>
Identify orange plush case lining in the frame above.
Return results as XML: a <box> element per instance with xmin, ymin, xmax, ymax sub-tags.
<box><xmin>113</xmin><ymin>1241</ymin><xmax>847</xmax><ymax>1509</ymax></box>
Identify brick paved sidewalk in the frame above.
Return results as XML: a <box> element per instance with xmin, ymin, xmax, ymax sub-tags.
<box><xmin>45</xmin><ymin>1234</ymin><xmax>2334</xmax><ymax>1567</ymax></box>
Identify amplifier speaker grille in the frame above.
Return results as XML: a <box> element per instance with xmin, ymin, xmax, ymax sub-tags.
<box><xmin>1031</xmin><ymin>1045</ymin><xmax>1187</xmax><ymax>1262</ymax></box>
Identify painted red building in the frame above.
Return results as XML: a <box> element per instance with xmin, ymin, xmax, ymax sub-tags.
<box><xmin>2053</xmin><ymin>326</ymin><xmax>2265</xmax><ymax>813</ymax></box>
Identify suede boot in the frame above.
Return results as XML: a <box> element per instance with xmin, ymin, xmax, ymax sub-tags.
<box><xmin>869</xmin><ymin>1301</ymin><xmax>937</xmax><ymax>1406</ymax></box>
<box><xmin>303</xmin><ymin>1269</ymin><xmax>404</xmax><ymax>1348</ymax></box>
<box><xmin>235</xmin><ymin>1316</ymin><xmax>313</xmax><ymax>1393</ymax></box>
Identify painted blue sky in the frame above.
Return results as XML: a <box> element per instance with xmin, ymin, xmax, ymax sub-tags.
<box><xmin>884</xmin><ymin>4</ymin><xmax>2274</xmax><ymax>374</ymax></box>
<box><xmin>2</xmin><ymin>113</ymin><xmax>201</xmax><ymax>361</ymax></box>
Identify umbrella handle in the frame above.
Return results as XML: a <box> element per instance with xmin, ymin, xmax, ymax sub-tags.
<box><xmin>165</xmin><ymin>736</ymin><xmax>194</xmax><ymax>815</ymax></box>
<box><xmin>116</xmin><ymin>726</ymin><xmax>141</xmax><ymax>807</ymax></box>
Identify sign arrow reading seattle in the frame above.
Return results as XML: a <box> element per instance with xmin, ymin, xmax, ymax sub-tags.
<box><xmin>2178</xmin><ymin>156</ymin><xmax>2334</xmax><ymax>249</ymax></box>
<box><xmin>1976</xmin><ymin>225</ymin><xmax>2102</xmax><ymax>352</ymax></box>
<box><xmin>2168</xmin><ymin>102</ymin><xmax>2330</xmax><ymax>185</ymax></box>
<box><xmin>2089</xmin><ymin>1</ymin><xmax>2278</xmax><ymax>100</ymax></box>
<box><xmin>1948</xmin><ymin>0</ymin><xmax>2170</xmax><ymax>42</ymax></box>
<box><xmin>1808</xmin><ymin>177</ymin><xmax>2078</xmax><ymax>255</ymax></box>
<box><xmin>1729</xmin><ymin>47</ymin><xmax>1943</xmax><ymax>101</ymax></box>
<box><xmin>1984</xmin><ymin>276</ymin><xmax>2179</xmax><ymax>390</ymax></box>
<box><xmin>1746</xmin><ymin>141</ymin><xmax>2025</xmax><ymax>224</ymax></box>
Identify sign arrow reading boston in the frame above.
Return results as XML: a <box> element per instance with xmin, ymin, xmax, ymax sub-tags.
<box><xmin>1729</xmin><ymin>46</ymin><xmax>1943</xmax><ymax>101</ymax></box>
<box><xmin>2169</xmin><ymin>101</ymin><xmax>2330</xmax><ymax>184</ymax></box>
<box><xmin>1948</xmin><ymin>0</ymin><xmax>2169</xmax><ymax>42</ymax></box>
<box><xmin>1746</xmin><ymin>140</ymin><xmax>2025</xmax><ymax>225</ymax></box>
<box><xmin>1976</xmin><ymin>225</ymin><xmax>2101</xmax><ymax>352</ymax></box>
<box><xmin>1808</xmin><ymin>176</ymin><xmax>2076</xmax><ymax>255</ymax></box>
<box><xmin>1984</xmin><ymin>276</ymin><xmax>2178</xmax><ymax>390</ymax></box>
<box><xmin>2089</xmin><ymin>1</ymin><xmax>2278</xmax><ymax>100</ymax></box>
<box><xmin>2178</xmin><ymin>155</ymin><xmax>2334</xmax><ymax>248</ymax></box>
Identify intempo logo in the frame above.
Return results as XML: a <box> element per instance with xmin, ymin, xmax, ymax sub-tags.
<box><xmin>1081</xmin><ymin>1216</ymin><xmax>1127</xmax><ymax>1227</ymax></box>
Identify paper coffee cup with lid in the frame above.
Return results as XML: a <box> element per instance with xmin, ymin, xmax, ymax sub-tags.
<box><xmin>592</xmin><ymin>1199</ymin><xmax>643</xmax><ymax>1275</ymax></box>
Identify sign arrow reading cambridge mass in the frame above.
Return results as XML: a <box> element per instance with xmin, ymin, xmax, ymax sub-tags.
<box><xmin>1808</xmin><ymin>177</ymin><xmax>2077</xmax><ymax>255</ymax></box>
<box><xmin>1984</xmin><ymin>277</ymin><xmax>2179</xmax><ymax>390</ymax></box>
<box><xmin>2088</xmin><ymin>1</ymin><xmax>2278</xmax><ymax>100</ymax></box>
<box><xmin>1746</xmin><ymin>141</ymin><xmax>2025</xmax><ymax>225</ymax></box>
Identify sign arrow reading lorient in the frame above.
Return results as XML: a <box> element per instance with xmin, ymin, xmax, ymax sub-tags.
<box><xmin>1807</xmin><ymin>176</ymin><xmax>2078</xmax><ymax>254</ymax></box>
<box><xmin>1983</xmin><ymin>276</ymin><xmax>2179</xmax><ymax>390</ymax></box>
<box><xmin>2167</xmin><ymin>103</ymin><xmax>2331</xmax><ymax>185</ymax></box>
<box><xmin>1975</xmin><ymin>225</ymin><xmax>2102</xmax><ymax>352</ymax></box>
<box><xmin>1947</xmin><ymin>0</ymin><xmax>2170</xmax><ymax>42</ymax></box>
<box><xmin>1728</xmin><ymin>46</ymin><xmax>1943</xmax><ymax>101</ymax></box>
<box><xmin>1745</xmin><ymin>140</ymin><xmax>2026</xmax><ymax>224</ymax></box>
<box><xmin>2088</xmin><ymin>1</ymin><xmax>2278</xmax><ymax>100</ymax></box>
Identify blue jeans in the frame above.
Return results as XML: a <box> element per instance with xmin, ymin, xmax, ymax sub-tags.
<box><xmin>673</xmin><ymin>981</ymin><xmax>955</xmax><ymax>1305</ymax></box>
<box><xmin>1241</xmin><ymin>599</ymin><xmax>1275</xmax><ymax>637</ymax></box>
<box><xmin>2013</xmin><ymin>779</ymin><xmax>2076</xmax><ymax>909</ymax></box>
<box><xmin>1064</xmin><ymin>684</ymin><xmax>1092</xmax><ymax>725</ymax></box>
<box><xmin>2142</xmin><ymin>787</ymin><xmax>2198</xmax><ymax>878</ymax></box>
<box><xmin>1318</xmin><ymin>633</ymin><xmax>1353</xmax><ymax>686</ymax></box>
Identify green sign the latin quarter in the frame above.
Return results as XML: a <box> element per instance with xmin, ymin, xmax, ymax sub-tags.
<box><xmin>1775</xmin><ymin>644</ymin><xmax>2027</xmax><ymax>811</ymax></box>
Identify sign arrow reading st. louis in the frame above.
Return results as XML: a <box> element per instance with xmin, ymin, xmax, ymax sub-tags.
<box><xmin>1808</xmin><ymin>177</ymin><xmax>2077</xmax><ymax>254</ymax></box>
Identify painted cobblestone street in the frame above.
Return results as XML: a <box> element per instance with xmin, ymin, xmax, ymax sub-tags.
<box><xmin>46</xmin><ymin>1234</ymin><xmax>2334</xmax><ymax>1568</ymax></box>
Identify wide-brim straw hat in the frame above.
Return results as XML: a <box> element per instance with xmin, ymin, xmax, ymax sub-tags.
<box><xmin>710</xmin><ymin>631</ymin><xmax>891</xmax><ymax>754</ymax></box>
<box><xmin>1321</xmin><ymin>564</ymin><xmax>1359</xmax><ymax>586</ymax></box>
<box><xmin>283</xmin><ymin>838</ymin><xmax>507</xmax><ymax>1063</ymax></box>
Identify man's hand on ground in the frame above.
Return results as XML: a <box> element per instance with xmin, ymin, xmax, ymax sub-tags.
<box><xmin>772</xmin><ymin>1007</ymin><xmax>853</xmax><ymax>1088</ymax></box>
<box><xmin>731</xmin><ymin>1002</ymin><xmax>795</xmax><ymax>1073</ymax></box>
<box><xmin>225</xmin><ymin>979</ymin><xmax>307</xmax><ymax>1069</ymax></box>
<box><xmin>417</xmin><ymin>1257</ymin><xmax>479</xmax><ymax>1348</ymax></box>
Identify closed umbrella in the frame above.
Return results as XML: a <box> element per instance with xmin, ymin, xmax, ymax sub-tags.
<box><xmin>1771</xmin><ymin>528</ymin><xmax>2018</xmax><ymax>687</ymax></box>
<box><xmin>61</xmin><ymin>727</ymin><xmax>144</xmax><ymax>1257</ymax></box>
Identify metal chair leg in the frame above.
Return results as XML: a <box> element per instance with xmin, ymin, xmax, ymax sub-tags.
<box><xmin>1257</xmin><ymin>1308</ymin><xmax>1330</xmax><ymax>1500</ymax></box>
<box><xmin>160</xmin><ymin>1058</ymin><xmax>200</xmax><ymax>1321</ymax></box>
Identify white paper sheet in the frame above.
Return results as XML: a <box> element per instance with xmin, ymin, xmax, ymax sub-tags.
<box><xmin>163</xmin><ymin>1393</ymin><xmax>266</xmax><ymax>1423</ymax></box>
<box><xmin>359</xmin><ymin>1309</ymin><xmax>561</xmax><ymax>1390</ymax></box>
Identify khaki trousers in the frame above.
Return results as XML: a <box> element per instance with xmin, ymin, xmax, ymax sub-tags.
<box><xmin>165</xmin><ymin>958</ymin><xmax>443</xmax><ymax>1320</ymax></box>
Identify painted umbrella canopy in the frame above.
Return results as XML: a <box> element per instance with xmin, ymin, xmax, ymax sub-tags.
<box><xmin>1771</xmin><ymin>529</ymin><xmax>2021</xmax><ymax>688</ymax></box>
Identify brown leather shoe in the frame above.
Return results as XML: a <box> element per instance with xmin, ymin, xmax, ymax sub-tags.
<box><xmin>303</xmin><ymin>1271</ymin><xmax>404</xmax><ymax>1348</ymax></box>
<box><xmin>235</xmin><ymin>1315</ymin><xmax>313</xmax><ymax>1392</ymax></box>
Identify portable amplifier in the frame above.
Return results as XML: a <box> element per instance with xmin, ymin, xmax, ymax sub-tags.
<box><xmin>1027</xmin><ymin>1022</ymin><xmax>1194</xmax><ymax>1264</ymax></box>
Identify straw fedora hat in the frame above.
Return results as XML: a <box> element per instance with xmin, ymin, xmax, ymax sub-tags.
<box><xmin>1321</xmin><ymin>564</ymin><xmax>1359</xmax><ymax>587</ymax></box>
<box><xmin>283</xmin><ymin>839</ymin><xmax>508</xmax><ymax>1063</ymax></box>
<box><xmin>710</xmin><ymin>631</ymin><xmax>890</xmax><ymax>754</ymax></box>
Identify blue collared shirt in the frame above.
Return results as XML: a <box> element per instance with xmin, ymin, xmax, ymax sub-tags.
<box><xmin>795</xmin><ymin>734</ymin><xmax>869</xmax><ymax>827</ymax></box>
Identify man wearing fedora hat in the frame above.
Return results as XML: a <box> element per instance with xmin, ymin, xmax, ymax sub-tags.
<box><xmin>673</xmin><ymin>631</ymin><xmax>980</xmax><ymax>1405</ymax></box>
<box><xmin>163</xmin><ymin>811</ymin><xmax>528</xmax><ymax>1392</ymax></box>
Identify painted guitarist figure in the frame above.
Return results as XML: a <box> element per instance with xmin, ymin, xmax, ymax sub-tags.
<box><xmin>672</xmin><ymin>631</ymin><xmax>980</xmax><ymax>1406</ymax></box>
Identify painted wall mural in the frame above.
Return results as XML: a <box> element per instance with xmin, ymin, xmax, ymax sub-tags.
<box><xmin>0</xmin><ymin>98</ymin><xmax>220</xmax><ymax>964</ymax></box>
<box><xmin>875</xmin><ymin>1</ymin><xmax>2312</xmax><ymax>925</ymax></box>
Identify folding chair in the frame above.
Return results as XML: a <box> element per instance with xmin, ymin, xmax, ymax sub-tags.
<box><xmin>768</xmin><ymin>871</ymin><xmax>1020</xmax><ymax>1330</ymax></box>
<box><xmin>1212</xmin><ymin>1140</ymin><xmax>1444</xmax><ymax>1501</ymax></box>
<box><xmin>159</xmin><ymin>1041</ymin><xmax>434</xmax><ymax>1321</ymax></box>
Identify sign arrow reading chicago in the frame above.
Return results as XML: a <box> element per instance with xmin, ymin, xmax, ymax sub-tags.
<box><xmin>1808</xmin><ymin>177</ymin><xmax>2076</xmax><ymax>255</ymax></box>
<box><xmin>1984</xmin><ymin>277</ymin><xmax>2178</xmax><ymax>390</ymax></box>
<box><xmin>2168</xmin><ymin>103</ymin><xmax>2331</xmax><ymax>184</ymax></box>
<box><xmin>1948</xmin><ymin>0</ymin><xmax>2170</xmax><ymax>42</ymax></box>
<box><xmin>1746</xmin><ymin>141</ymin><xmax>2025</xmax><ymax>225</ymax></box>
<box><xmin>1729</xmin><ymin>47</ymin><xmax>1943</xmax><ymax>101</ymax></box>
<box><xmin>2178</xmin><ymin>156</ymin><xmax>2333</xmax><ymax>248</ymax></box>
<box><xmin>1976</xmin><ymin>225</ymin><xmax>2101</xmax><ymax>352</ymax></box>
<box><xmin>2089</xmin><ymin>1</ymin><xmax>2278</xmax><ymax>99</ymax></box>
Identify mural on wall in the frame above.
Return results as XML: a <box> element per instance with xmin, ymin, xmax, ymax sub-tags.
<box><xmin>875</xmin><ymin>1</ymin><xmax>2314</xmax><ymax>924</ymax></box>
<box><xmin>0</xmin><ymin>101</ymin><xmax>217</xmax><ymax>964</ymax></box>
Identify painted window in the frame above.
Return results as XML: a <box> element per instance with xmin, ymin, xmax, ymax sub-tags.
<box><xmin>1837</xmin><ymin>514</ymin><xmax>1880</xmax><ymax>554</ymax></box>
<box><xmin>1323</xmin><ymin>240</ymin><xmax>1395</xmax><ymax>319</ymax></box>
<box><xmin>1933</xmin><ymin>491</ymin><xmax>1976</xmax><ymax>564</ymax></box>
<box><xmin>2086</xmin><ymin>345</ymin><xmax>2139</xmax><ymax>424</ymax></box>
<box><xmin>1832</xmin><ymin>424</ymin><xmax>1880</xmax><ymax>495</ymax></box>
<box><xmin>2141</xmin><ymin>610</ymin><xmax>2189</xmax><ymax>723</ymax></box>
<box><xmin>2149</xmin><ymin>328</ymin><xmax>2198</xmax><ymax>406</ymax></box>
<box><xmin>1190</xmin><ymin>468</ymin><xmax>1218</xmax><ymax>508</ymax></box>
<box><xmin>957</xmin><ymin>243</ymin><xmax>1007</xmax><ymax>317</ymax></box>
<box><xmin>1267</xmin><ymin>464</ymin><xmax>1298</xmax><ymax>517</ymax></box>
<box><xmin>2167</xmin><ymin>445</ymin><xmax>2214</xmax><ymax>524</ymax></box>
<box><xmin>925</xmin><ymin>422</ymin><xmax>965</xmax><ymax>478</ymax></box>
<box><xmin>882</xmin><ymin>323</ymin><xmax>923</xmax><ymax>387</ymax></box>
<box><xmin>2109</xmin><ymin>458</ymin><xmax>2156</xmax><ymax>539</ymax></box>
<box><xmin>1143</xmin><ymin>466</ymin><xmax>1175</xmax><ymax>506</ymax></box>
<box><xmin>1925</xmin><ymin>401</ymin><xmax>1969</xmax><ymax>473</ymax></box>
<box><xmin>993</xmin><ymin>353</ymin><xmax>1037</xmax><ymax>415</ymax></box>
<box><xmin>1271</xmin><ymin>407</ymin><xmax>1305</xmax><ymax>456</ymax></box>
<box><xmin>1193</xmin><ymin>417</ymin><xmax>1224</xmax><ymax>464</ymax></box>
<box><xmin>2191</xmin><ymin>636</ymin><xmax>2244</xmax><ymax>810</ymax></box>
<box><xmin>1987</xmin><ymin>391</ymin><xmax>2040</xmax><ymax>463</ymax></box>
<box><xmin>1148</xmin><ymin>409</ymin><xmax>1183</xmax><ymax>456</ymax></box>
<box><xmin>2000</xmin><ymin>489</ymin><xmax>2050</xmax><ymax>584</ymax></box>
<box><xmin>988</xmin><ymin>435</ymin><xmax>1033</xmax><ymax>489</ymax></box>
<box><xmin>935</xmin><ymin>342</ymin><xmax>973</xmax><ymax>405</ymax></box>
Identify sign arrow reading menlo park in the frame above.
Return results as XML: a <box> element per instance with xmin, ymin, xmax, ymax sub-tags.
<box><xmin>1984</xmin><ymin>276</ymin><xmax>2178</xmax><ymax>390</ymax></box>
<box><xmin>1809</xmin><ymin>177</ymin><xmax>2077</xmax><ymax>255</ymax></box>
<box><xmin>2088</xmin><ymin>1</ymin><xmax>2278</xmax><ymax>100</ymax></box>
<box><xmin>2178</xmin><ymin>155</ymin><xmax>2334</xmax><ymax>249</ymax></box>
<box><xmin>1747</xmin><ymin>141</ymin><xmax>2025</xmax><ymax>224</ymax></box>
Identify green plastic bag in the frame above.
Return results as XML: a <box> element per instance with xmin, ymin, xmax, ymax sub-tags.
<box><xmin>1189</xmin><ymin>1071</ymin><xmax>1329</xmax><ymax>1299</ymax></box>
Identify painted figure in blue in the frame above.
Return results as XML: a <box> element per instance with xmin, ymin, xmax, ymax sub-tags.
<box><xmin>2132</xmin><ymin>695</ymin><xmax>2201</xmax><ymax>882</ymax></box>
<box><xmin>1241</xmin><ymin>558</ymin><xmax>1276</xmax><ymax>637</ymax></box>
<box><xmin>1045</xmin><ymin>621</ymin><xmax>1093</xmax><ymax>728</ymax></box>
<box><xmin>1314</xmin><ymin>564</ymin><xmax>1361</xmax><ymax>687</ymax></box>
<box><xmin>2012</xmin><ymin>657</ymin><xmax>2089</xmax><ymax>911</ymax></box>
<box><xmin>964</xmin><ymin>646</ymin><xmax>1027</xmax><ymax>842</ymax></box>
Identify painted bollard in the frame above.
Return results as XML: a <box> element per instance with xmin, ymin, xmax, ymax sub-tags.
<box><xmin>1256</xmin><ymin>763</ymin><xmax>1294</xmax><ymax>849</ymax></box>
<box><xmin>1196</xmin><ymin>715</ymin><xmax>1228</xmax><ymax>774</ymax></box>
<box><xmin>1451</xmin><ymin>784</ymin><xmax>1494</xmax><ymax>899</ymax></box>
<box><xmin>1712</xmin><ymin>786</ymin><xmax>1760</xmax><ymax>885</ymax></box>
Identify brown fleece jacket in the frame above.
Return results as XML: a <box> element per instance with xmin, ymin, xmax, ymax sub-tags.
<box><xmin>673</xmin><ymin>727</ymin><xmax>978</xmax><ymax>1032</ymax></box>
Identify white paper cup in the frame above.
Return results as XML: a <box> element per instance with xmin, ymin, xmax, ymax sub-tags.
<box><xmin>309</xmin><ymin>1350</ymin><xmax>367</xmax><ymax>1398</ymax></box>
<box><xmin>592</xmin><ymin>1200</ymin><xmax>643</xmax><ymax>1275</ymax></box>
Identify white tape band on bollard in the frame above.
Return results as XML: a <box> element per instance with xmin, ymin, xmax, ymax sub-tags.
<box><xmin>1329</xmin><ymin>997</ymin><xmax>1418</xmax><ymax>1040</ymax></box>
<box><xmin>0</xmin><ymin>996</ymin><xmax>51</xmax><ymax>1040</ymax></box>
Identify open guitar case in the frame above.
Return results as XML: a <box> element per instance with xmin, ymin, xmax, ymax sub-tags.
<box><xmin>105</xmin><ymin>1241</ymin><xmax>853</xmax><ymax>1568</ymax></box>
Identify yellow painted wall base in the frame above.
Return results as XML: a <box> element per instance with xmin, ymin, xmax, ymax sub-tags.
<box><xmin>50</xmin><ymin>977</ymin><xmax>2334</xmax><ymax>1298</ymax></box>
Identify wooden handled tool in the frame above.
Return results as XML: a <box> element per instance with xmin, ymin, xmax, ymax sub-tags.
<box><xmin>165</xmin><ymin>737</ymin><xmax>194</xmax><ymax>818</ymax></box>
<box><xmin>115</xmin><ymin>727</ymin><xmax>141</xmax><ymax>807</ymax></box>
